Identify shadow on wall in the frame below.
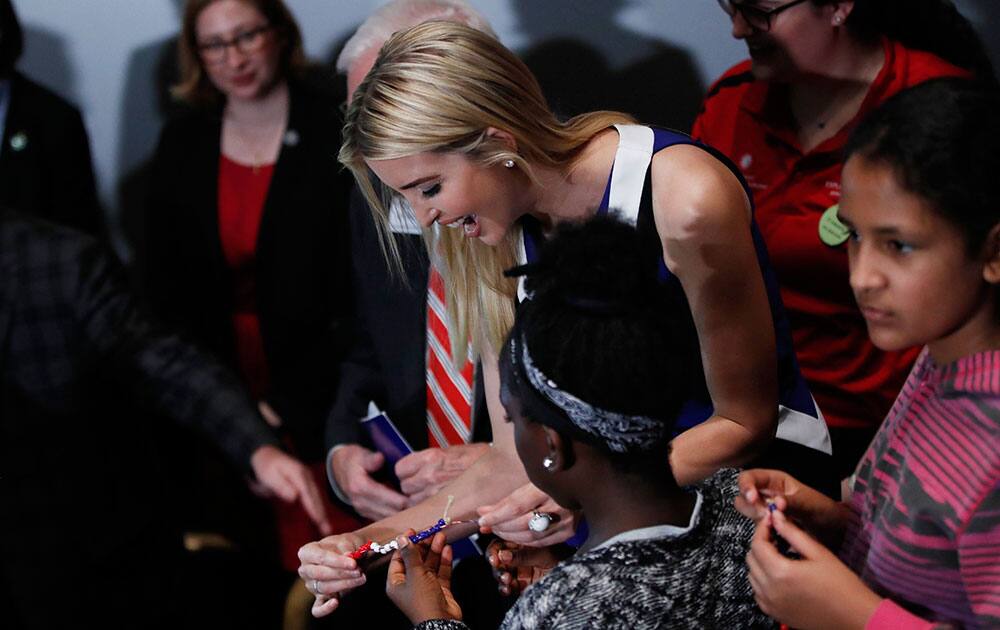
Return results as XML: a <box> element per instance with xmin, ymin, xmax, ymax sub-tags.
<box><xmin>116</xmin><ymin>0</ymin><xmax>185</xmax><ymax>269</ymax></box>
<box><xmin>964</xmin><ymin>0</ymin><xmax>1000</xmax><ymax>80</ymax></box>
<box><xmin>18</xmin><ymin>24</ymin><xmax>78</xmax><ymax>106</ymax></box>
<box><xmin>513</xmin><ymin>0</ymin><xmax>704</xmax><ymax>130</ymax></box>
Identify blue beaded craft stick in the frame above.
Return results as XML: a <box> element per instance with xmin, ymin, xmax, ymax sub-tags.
<box><xmin>359</xmin><ymin>496</ymin><xmax>469</xmax><ymax>555</ymax></box>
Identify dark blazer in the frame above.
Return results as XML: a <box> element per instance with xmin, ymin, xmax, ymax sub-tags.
<box><xmin>0</xmin><ymin>72</ymin><xmax>101</xmax><ymax>234</ymax></box>
<box><xmin>325</xmin><ymin>188</ymin><xmax>490</xmax><ymax>455</ymax></box>
<box><xmin>143</xmin><ymin>80</ymin><xmax>352</xmax><ymax>462</ymax></box>
<box><xmin>0</xmin><ymin>211</ymin><xmax>277</xmax><ymax>629</ymax></box>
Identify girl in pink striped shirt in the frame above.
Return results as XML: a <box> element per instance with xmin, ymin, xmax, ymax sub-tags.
<box><xmin>738</xmin><ymin>78</ymin><xmax>1000</xmax><ymax>629</ymax></box>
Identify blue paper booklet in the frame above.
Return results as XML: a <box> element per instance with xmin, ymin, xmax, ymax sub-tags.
<box><xmin>359</xmin><ymin>404</ymin><xmax>481</xmax><ymax>559</ymax></box>
<box><xmin>360</xmin><ymin>403</ymin><xmax>414</xmax><ymax>468</ymax></box>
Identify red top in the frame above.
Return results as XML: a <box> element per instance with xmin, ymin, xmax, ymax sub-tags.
<box><xmin>218</xmin><ymin>157</ymin><xmax>363</xmax><ymax>574</ymax></box>
<box><xmin>692</xmin><ymin>39</ymin><xmax>967</xmax><ymax>429</ymax></box>
<box><xmin>218</xmin><ymin>154</ymin><xmax>274</xmax><ymax>400</ymax></box>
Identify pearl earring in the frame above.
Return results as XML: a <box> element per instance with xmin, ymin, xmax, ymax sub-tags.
<box><xmin>542</xmin><ymin>456</ymin><xmax>555</xmax><ymax>471</ymax></box>
<box><xmin>503</xmin><ymin>159</ymin><xmax>516</xmax><ymax>169</ymax></box>
<box><xmin>833</xmin><ymin>15</ymin><xmax>843</xmax><ymax>25</ymax></box>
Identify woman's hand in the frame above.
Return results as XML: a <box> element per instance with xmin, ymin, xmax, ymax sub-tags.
<box><xmin>297</xmin><ymin>532</ymin><xmax>369</xmax><ymax>617</ymax></box>
<box><xmin>477</xmin><ymin>482</ymin><xmax>578</xmax><ymax>546</ymax></box>
<box><xmin>386</xmin><ymin>531</ymin><xmax>463</xmax><ymax>624</ymax></box>
<box><xmin>746</xmin><ymin>509</ymin><xmax>882</xmax><ymax>630</ymax></box>
<box><xmin>249</xmin><ymin>445</ymin><xmax>332</xmax><ymax>535</ymax></box>
<box><xmin>737</xmin><ymin>469</ymin><xmax>848</xmax><ymax>547</ymax></box>
<box><xmin>486</xmin><ymin>539</ymin><xmax>568</xmax><ymax>597</ymax></box>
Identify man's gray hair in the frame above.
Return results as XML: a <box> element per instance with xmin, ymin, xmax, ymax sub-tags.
<box><xmin>336</xmin><ymin>0</ymin><xmax>496</xmax><ymax>74</ymax></box>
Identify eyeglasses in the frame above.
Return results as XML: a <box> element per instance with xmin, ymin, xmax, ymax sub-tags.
<box><xmin>197</xmin><ymin>24</ymin><xmax>272</xmax><ymax>64</ymax></box>
<box><xmin>717</xmin><ymin>0</ymin><xmax>811</xmax><ymax>32</ymax></box>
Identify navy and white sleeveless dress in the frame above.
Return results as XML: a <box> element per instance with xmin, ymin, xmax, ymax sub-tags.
<box><xmin>518</xmin><ymin>125</ymin><xmax>832</xmax><ymax>473</ymax></box>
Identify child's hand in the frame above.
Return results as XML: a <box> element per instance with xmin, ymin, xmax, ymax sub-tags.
<box><xmin>386</xmin><ymin>531</ymin><xmax>462</xmax><ymax>624</ymax></box>
<box><xmin>746</xmin><ymin>510</ymin><xmax>882</xmax><ymax>630</ymax></box>
<box><xmin>736</xmin><ymin>468</ymin><xmax>810</xmax><ymax>520</ymax></box>
<box><xmin>737</xmin><ymin>469</ymin><xmax>848</xmax><ymax>546</ymax></box>
<box><xmin>486</xmin><ymin>539</ymin><xmax>568</xmax><ymax>597</ymax></box>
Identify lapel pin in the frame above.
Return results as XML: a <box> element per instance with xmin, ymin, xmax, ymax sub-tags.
<box><xmin>10</xmin><ymin>132</ymin><xmax>27</xmax><ymax>151</ymax></box>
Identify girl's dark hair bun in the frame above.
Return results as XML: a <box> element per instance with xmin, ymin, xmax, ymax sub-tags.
<box><xmin>509</xmin><ymin>215</ymin><xmax>662</xmax><ymax>317</ymax></box>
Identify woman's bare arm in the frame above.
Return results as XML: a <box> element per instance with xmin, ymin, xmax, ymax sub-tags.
<box><xmin>651</xmin><ymin>145</ymin><xmax>778</xmax><ymax>485</ymax></box>
<box><xmin>298</xmin><ymin>347</ymin><xmax>527</xmax><ymax>616</ymax></box>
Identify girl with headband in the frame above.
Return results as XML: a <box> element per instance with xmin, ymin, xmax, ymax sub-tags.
<box><xmin>386</xmin><ymin>216</ymin><xmax>773</xmax><ymax>629</ymax></box>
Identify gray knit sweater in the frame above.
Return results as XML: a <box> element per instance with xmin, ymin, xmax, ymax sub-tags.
<box><xmin>414</xmin><ymin>469</ymin><xmax>775</xmax><ymax>629</ymax></box>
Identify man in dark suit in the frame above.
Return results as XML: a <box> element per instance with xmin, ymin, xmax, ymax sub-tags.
<box><xmin>324</xmin><ymin>0</ymin><xmax>497</xmax><ymax>523</ymax></box>
<box><xmin>0</xmin><ymin>0</ymin><xmax>101</xmax><ymax>235</ymax></box>
<box><xmin>324</xmin><ymin>190</ymin><xmax>491</xmax><ymax>519</ymax></box>
<box><xmin>0</xmin><ymin>210</ymin><xmax>331</xmax><ymax>630</ymax></box>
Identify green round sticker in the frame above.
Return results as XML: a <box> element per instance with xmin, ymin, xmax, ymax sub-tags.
<box><xmin>819</xmin><ymin>204</ymin><xmax>849</xmax><ymax>247</ymax></box>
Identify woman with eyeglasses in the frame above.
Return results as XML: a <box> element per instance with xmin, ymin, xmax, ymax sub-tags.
<box><xmin>143</xmin><ymin>0</ymin><xmax>357</xmax><ymax>619</ymax></box>
<box><xmin>694</xmin><ymin>0</ymin><xmax>994</xmax><ymax>479</ymax></box>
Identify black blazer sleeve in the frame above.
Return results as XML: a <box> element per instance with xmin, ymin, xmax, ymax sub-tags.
<box><xmin>1</xmin><ymin>214</ymin><xmax>279</xmax><ymax>472</ymax></box>
<box><xmin>75</xmin><ymin>234</ymin><xmax>279</xmax><ymax>470</ymax></box>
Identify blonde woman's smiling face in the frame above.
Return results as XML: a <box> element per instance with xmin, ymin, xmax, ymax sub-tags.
<box><xmin>366</xmin><ymin>150</ymin><xmax>527</xmax><ymax>247</ymax></box>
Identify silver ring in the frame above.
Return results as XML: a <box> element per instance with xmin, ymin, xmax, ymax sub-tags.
<box><xmin>311</xmin><ymin>579</ymin><xmax>320</xmax><ymax>594</ymax></box>
<box><xmin>528</xmin><ymin>511</ymin><xmax>555</xmax><ymax>533</ymax></box>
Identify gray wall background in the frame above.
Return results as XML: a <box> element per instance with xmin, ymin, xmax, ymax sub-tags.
<box><xmin>10</xmin><ymin>1</ymin><xmax>999</xmax><ymax>257</ymax></box>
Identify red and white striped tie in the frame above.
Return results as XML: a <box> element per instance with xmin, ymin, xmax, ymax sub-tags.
<box><xmin>426</xmin><ymin>266</ymin><xmax>474</xmax><ymax>447</ymax></box>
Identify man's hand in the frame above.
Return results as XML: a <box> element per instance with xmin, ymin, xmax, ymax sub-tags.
<box><xmin>396</xmin><ymin>443</ymin><xmax>491</xmax><ymax>505</ymax></box>
<box><xmin>250</xmin><ymin>445</ymin><xmax>332</xmax><ymax>535</ymax></box>
<box><xmin>331</xmin><ymin>444</ymin><xmax>408</xmax><ymax>520</ymax></box>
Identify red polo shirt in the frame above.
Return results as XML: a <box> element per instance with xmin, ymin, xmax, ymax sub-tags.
<box><xmin>693</xmin><ymin>39</ymin><xmax>966</xmax><ymax>430</ymax></box>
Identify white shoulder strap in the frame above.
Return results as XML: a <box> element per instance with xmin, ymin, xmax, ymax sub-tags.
<box><xmin>516</xmin><ymin>225</ymin><xmax>529</xmax><ymax>302</ymax></box>
<box><xmin>608</xmin><ymin>124</ymin><xmax>655</xmax><ymax>226</ymax></box>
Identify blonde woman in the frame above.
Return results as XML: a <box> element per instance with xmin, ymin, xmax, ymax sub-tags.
<box><xmin>298</xmin><ymin>21</ymin><xmax>831</xmax><ymax>616</ymax></box>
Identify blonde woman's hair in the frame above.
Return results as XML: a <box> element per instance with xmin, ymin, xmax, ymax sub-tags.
<box><xmin>340</xmin><ymin>21</ymin><xmax>633</xmax><ymax>360</ymax></box>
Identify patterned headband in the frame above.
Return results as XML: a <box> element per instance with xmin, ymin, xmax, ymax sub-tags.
<box><xmin>515</xmin><ymin>333</ymin><xmax>667</xmax><ymax>453</ymax></box>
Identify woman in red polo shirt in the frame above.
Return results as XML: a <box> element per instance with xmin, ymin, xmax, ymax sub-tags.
<box><xmin>693</xmin><ymin>0</ymin><xmax>994</xmax><ymax>478</ymax></box>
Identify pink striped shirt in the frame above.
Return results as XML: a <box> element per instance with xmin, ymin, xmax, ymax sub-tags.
<box><xmin>840</xmin><ymin>348</ymin><xmax>1000</xmax><ymax>629</ymax></box>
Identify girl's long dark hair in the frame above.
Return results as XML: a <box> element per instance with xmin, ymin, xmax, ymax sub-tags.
<box><xmin>822</xmin><ymin>0</ymin><xmax>996</xmax><ymax>81</ymax></box>
<box><xmin>846</xmin><ymin>77</ymin><xmax>1000</xmax><ymax>253</ymax></box>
